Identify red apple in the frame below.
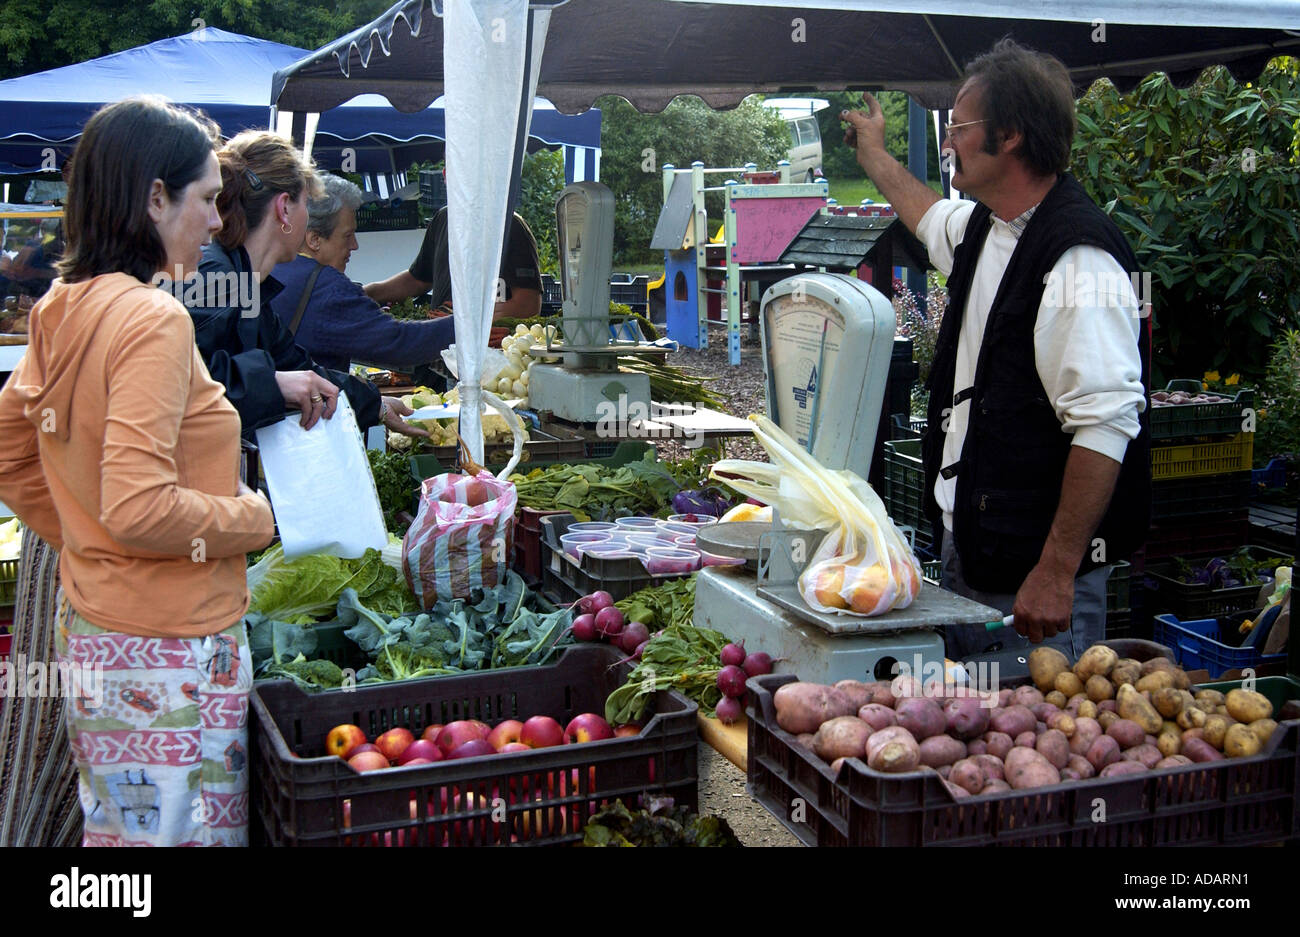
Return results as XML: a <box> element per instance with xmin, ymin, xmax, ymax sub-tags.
<box><xmin>468</xmin><ymin>720</ymin><xmax>492</xmax><ymax>739</ymax></box>
<box><xmin>402</xmin><ymin>757</ymin><xmax>436</xmax><ymax>766</ymax></box>
<box><xmin>326</xmin><ymin>724</ymin><xmax>367</xmax><ymax>758</ymax></box>
<box><xmin>499</xmin><ymin>742</ymin><xmax>532</xmax><ymax>754</ymax></box>
<box><xmin>396</xmin><ymin>739</ymin><xmax>442</xmax><ymax>765</ymax></box>
<box><xmin>486</xmin><ymin>719</ymin><xmax>524</xmax><ymax>751</ymax></box>
<box><xmin>613</xmin><ymin>723</ymin><xmax>642</xmax><ymax>738</ymax></box>
<box><xmin>420</xmin><ymin>723</ymin><xmax>445</xmax><ymax>743</ymax></box>
<box><xmin>436</xmin><ymin>720</ymin><xmax>490</xmax><ymax>756</ymax></box>
<box><xmin>344</xmin><ymin>742</ymin><xmax>382</xmax><ymax>760</ymax></box>
<box><xmin>347</xmin><ymin>750</ymin><xmax>391</xmax><ymax>773</ymax></box>
<box><xmin>375</xmin><ymin>727</ymin><xmax>415</xmax><ymax>762</ymax></box>
<box><xmin>448</xmin><ymin>738</ymin><xmax>497</xmax><ymax>760</ymax></box>
<box><xmin>564</xmin><ymin>713</ymin><xmax>614</xmax><ymax>744</ymax></box>
<box><xmin>519</xmin><ymin>715</ymin><xmax>564</xmax><ymax>749</ymax></box>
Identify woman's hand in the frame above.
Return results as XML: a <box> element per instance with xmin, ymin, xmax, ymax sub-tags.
<box><xmin>275</xmin><ymin>370</ymin><xmax>340</xmax><ymax>429</ymax></box>
<box><xmin>381</xmin><ymin>396</ymin><xmax>430</xmax><ymax>439</ymax></box>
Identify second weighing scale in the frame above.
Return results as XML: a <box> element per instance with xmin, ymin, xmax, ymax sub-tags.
<box><xmin>693</xmin><ymin>274</ymin><xmax>1001</xmax><ymax>684</ymax></box>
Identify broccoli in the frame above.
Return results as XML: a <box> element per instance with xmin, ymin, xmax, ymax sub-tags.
<box><xmin>262</xmin><ymin>654</ymin><xmax>347</xmax><ymax>690</ymax></box>
<box><xmin>372</xmin><ymin>643</ymin><xmax>458</xmax><ymax>682</ymax></box>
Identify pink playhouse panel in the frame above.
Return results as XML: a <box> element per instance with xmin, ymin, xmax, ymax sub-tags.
<box><xmin>732</xmin><ymin>197</ymin><xmax>825</xmax><ymax>264</ymax></box>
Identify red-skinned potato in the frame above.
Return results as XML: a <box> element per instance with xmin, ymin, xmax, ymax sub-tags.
<box><xmin>1097</xmin><ymin>699</ymin><xmax>1118</xmax><ymax>714</ymax></box>
<box><xmin>1182</xmin><ymin>737</ymin><xmax>1224</xmax><ymax>763</ymax></box>
<box><xmin>895</xmin><ymin>698</ymin><xmax>947</xmax><ymax>741</ymax></box>
<box><xmin>1087</xmin><ymin>735</ymin><xmax>1121</xmax><ymax>772</ymax></box>
<box><xmin>983</xmin><ymin>731</ymin><xmax>1014</xmax><ymax>760</ymax></box>
<box><xmin>1068</xmin><ymin>717</ymin><xmax>1103</xmax><ymax>755</ymax></box>
<box><xmin>1011</xmin><ymin>685</ymin><xmax>1046</xmax><ymax>709</ymax></box>
<box><xmin>1031</xmin><ymin>702</ymin><xmax>1062</xmax><ymax>723</ymax></box>
<box><xmin>1061</xmin><ymin>768</ymin><xmax>1082</xmax><ymax>781</ymax></box>
<box><xmin>918</xmin><ymin>734</ymin><xmax>967</xmax><ymax>768</ymax></box>
<box><xmin>830</xmin><ymin>756</ymin><xmax>848</xmax><ymax>775</ymax></box>
<box><xmin>943</xmin><ymin>779</ymin><xmax>971</xmax><ymax>799</ymax></box>
<box><xmin>1100</xmin><ymin>760</ymin><xmax>1149</xmax><ymax>778</ymax></box>
<box><xmin>973</xmin><ymin>753</ymin><xmax>1005</xmax><ymax>781</ymax></box>
<box><xmin>866</xmin><ymin>725</ymin><xmax>921</xmax><ymax>772</ymax></box>
<box><xmin>1005</xmin><ymin>747</ymin><xmax>1061</xmax><ymax>790</ymax></box>
<box><xmin>832</xmin><ymin>680</ymin><xmax>876</xmax><ymax>711</ymax></box>
<box><xmin>998</xmin><ymin>688</ymin><xmax>1015</xmax><ymax>708</ymax></box>
<box><xmin>944</xmin><ymin>696</ymin><xmax>991</xmax><ymax>740</ymax></box>
<box><xmin>1014</xmin><ymin>731</ymin><xmax>1037</xmax><ymax>748</ymax></box>
<box><xmin>774</xmin><ymin>683</ymin><xmax>858</xmax><ymax>735</ymax></box>
<box><xmin>1066</xmin><ymin>753</ymin><xmax>1095</xmax><ymax>779</ymax></box>
<box><xmin>1105</xmin><ymin>718</ymin><xmax>1146</xmax><ymax>750</ymax></box>
<box><xmin>981</xmin><ymin>778</ymin><xmax>1012</xmax><ymax>794</ymax></box>
<box><xmin>857</xmin><ymin>703</ymin><xmax>898</xmax><ymax>731</ymax></box>
<box><xmin>949</xmin><ymin>757</ymin><xmax>986</xmax><ymax>795</ymax></box>
<box><xmin>1122</xmin><ymin>743</ymin><xmax>1163</xmax><ymax>768</ymax></box>
<box><xmin>812</xmin><ymin>716</ymin><xmax>874</xmax><ymax>762</ymax></box>
<box><xmin>1035</xmin><ymin>729</ymin><xmax>1070</xmax><ymax>768</ymax></box>
<box><xmin>794</xmin><ymin>733</ymin><xmax>817</xmax><ymax>753</ymax></box>
<box><xmin>967</xmin><ymin>739</ymin><xmax>988</xmax><ymax>756</ymax></box>
<box><xmin>890</xmin><ymin>675</ymin><xmax>925</xmax><ymax>701</ymax></box>
<box><xmin>990</xmin><ymin>705</ymin><xmax>1036</xmax><ymax>738</ymax></box>
<box><xmin>864</xmin><ymin>681</ymin><xmax>898</xmax><ymax>707</ymax></box>
<box><xmin>1155</xmin><ymin>754</ymin><xmax>1194</xmax><ymax>769</ymax></box>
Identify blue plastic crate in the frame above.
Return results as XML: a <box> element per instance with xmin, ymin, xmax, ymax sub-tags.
<box><xmin>1153</xmin><ymin>611</ymin><xmax>1287</xmax><ymax>679</ymax></box>
<box><xmin>1252</xmin><ymin>457</ymin><xmax>1287</xmax><ymax>491</ymax></box>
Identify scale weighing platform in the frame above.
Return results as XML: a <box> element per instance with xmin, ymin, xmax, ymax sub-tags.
<box><xmin>693</xmin><ymin>273</ymin><xmax>1001</xmax><ymax>685</ymax></box>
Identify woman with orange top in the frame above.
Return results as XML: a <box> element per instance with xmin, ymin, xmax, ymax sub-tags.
<box><xmin>0</xmin><ymin>97</ymin><xmax>276</xmax><ymax>846</ymax></box>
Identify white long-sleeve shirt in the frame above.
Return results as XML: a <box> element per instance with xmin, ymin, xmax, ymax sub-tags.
<box><xmin>915</xmin><ymin>198</ymin><xmax>1146</xmax><ymax>532</ymax></box>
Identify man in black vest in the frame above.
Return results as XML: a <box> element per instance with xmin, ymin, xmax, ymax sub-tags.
<box><xmin>843</xmin><ymin>40</ymin><xmax>1150</xmax><ymax>659</ymax></box>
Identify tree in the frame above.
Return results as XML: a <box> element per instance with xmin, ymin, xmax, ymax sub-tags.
<box><xmin>816</xmin><ymin>91</ymin><xmax>940</xmax><ymax>184</ymax></box>
<box><xmin>1072</xmin><ymin>61</ymin><xmax>1300</xmax><ymax>386</ymax></box>
<box><xmin>517</xmin><ymin>148</ymin><xmax>565</xmax><ymax>276</ymax></box>
<box><xmin>596</xmin><ymin>95</ymin><xmax>790</xmax><ymax>266</ymax></box>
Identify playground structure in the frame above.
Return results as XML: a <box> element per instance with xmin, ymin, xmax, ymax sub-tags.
<box><xmin>651</xmin><ymin>160</ymin><xmax>897</xmax><ymax>365</ymax></box>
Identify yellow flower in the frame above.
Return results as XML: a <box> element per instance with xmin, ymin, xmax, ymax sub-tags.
<box><xmin>1225</xmin><ymin>373</ymin><xmax>1240</xmax><ymax>386</ymax></box>
<box><xmin>1204</xmin><ymin>370</ymin><xmax>1222</xmax><ymax>384</ymax></box>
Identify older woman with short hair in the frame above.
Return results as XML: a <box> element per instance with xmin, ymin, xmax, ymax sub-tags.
<box><xmin>270</xmin><ymin>174</ymin><xmax>455</xmax><ymax>374</ymax></box>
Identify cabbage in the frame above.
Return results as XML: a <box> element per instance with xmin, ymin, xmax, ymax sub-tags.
<box><xmin>247</xmin><ymin>544</ymin><xmax>416</xmax><ymax>623</ymax></box>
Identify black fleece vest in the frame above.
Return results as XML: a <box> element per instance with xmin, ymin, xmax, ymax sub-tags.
<box><xmin>922</xmin><ymin>174</ymin><xmax>1151</xmax><ymax>593</ymax></box>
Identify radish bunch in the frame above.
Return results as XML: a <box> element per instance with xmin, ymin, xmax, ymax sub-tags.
<box><xmin>713</xmin><ymin>642</ymin><xmax>777</xmax><ymax>725</ymax></box>
<box><xmin>569</xmin><ymin>591</ymin><xmax>652</xmax><ymax>659</ymax></box>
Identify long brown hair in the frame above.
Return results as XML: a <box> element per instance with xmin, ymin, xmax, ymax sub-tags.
<box><xmin>214</xmin><ymin>131</ymin><xmax>321</xmax><ymax>250</ymax></box>
<box><xmin>58</xmin><ymin>97</ymin><xmax>220</xmax><ymax>284</ymax></box>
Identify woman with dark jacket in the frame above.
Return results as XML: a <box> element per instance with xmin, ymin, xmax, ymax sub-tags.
<box><xmin>270</xmin><ymin>174</ymin><xmax>455</xmax><ymax>372</ymax></box>
<box><xmin>183</xmin><ymin>131</ymin><xmax>423</xmax><ymax>438</ymax></box>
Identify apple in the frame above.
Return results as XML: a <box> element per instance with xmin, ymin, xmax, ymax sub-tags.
<box><xmin>447</xmin><ymin>738</ymin><xmax>497</xmax><ymax>760</ymax></box>
<box><xmin>344</xmin><ymin>742</ymin><xmax>382</xmax><ymax>760</ymax></box>
<box><xmin>402</xmin><ymin>757</ymin><xmax>436</xmax><ymax>766</ymax></box>
<box><xmin>486</xmin><ymin>719</ymin><xmax>524</xmax><ymax>751</ymax></box>
<box><xmin>499</xmin><ymin>742</ymin><xmax>532</xmax><ymax>754</ymax></box>
<box><xmin>420</xmin><ymin>723</ymin><xmax>445</xmax><ymax>743</ymax></box>
<box><xmin>326</xmin><ymin>724</ymin><xmax>367</xmax><ymax>759</ymax></box>
<box><xmin>564</xmin><ymin>713</ymin><xmax>614</xmax><ymax>744</ymax></box>
<box><xmin>614</xmin><ymin>723</ymin><xmax>642</xmax><ymax>738</ymax></box>
<box><xmin>436</xmin><ymin>720</ymin><xmax>490</xmax><ymax>756</ymax></box>
<box><xmin>348</xmin><ymin>750</ymin><xmax>391</xmax><ymax>773</ymax></box>
<box><xmin>519</xmin><ymin>715</ymin><xmax>564</xmax><ymax>749</ymax></box>
<box><xmin>468</xmin><ymin>719</ymin><xmax>492</xmax><ymax>739</ymax></box>
<box><xmin>396</xmin><ymin>739</ymin><xmax>442</xmax><ymax>765</ymax></box>
<box><xmin>374</xmin><ymin>727</ymin><xmax>415</xmax><ymax>762</ymax></box>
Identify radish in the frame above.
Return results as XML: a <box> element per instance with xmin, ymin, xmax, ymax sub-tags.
<box><xmin>632</xmin><ymin>641</ymin><xmax>649</xmax><ymax>661</ymax></box>
<box><xmin>572</xmin><ymin>613</ymin><xmax>598</xmax><ymax>642</ymax></box>
<box><xmin>620</xmin><ymin>621</ymin><xmax>650</xmax><ymax>653</ymax></box>
<box><xmin>716</xmin><ymin>696</ymin><xmax>744</xmax><ymax>725</ymax></box>
<box><xmin>716</xmin><ymin>665</ymin><xmax>747</xmax><ymax>699</ymax></box>
<box><xmin>742</xmin><ymin>652</ymin><xmax>774</xmax><ymax>677</ymax></box>
<box><xmin>594</xmin><ymin>606</ymin><xmax>625</xmax><ymax>638</ymax></box>
<box><xmin>719</xmin><ymin>642</ymin><xmax>746</xmax><ymax>667</ymax></box>
<box><xmin>588</xmin><ymin>591</ymin><xmax>615</xmax><ymax>613</ymax></box>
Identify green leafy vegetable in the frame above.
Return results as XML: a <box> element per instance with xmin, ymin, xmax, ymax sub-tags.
<box><xmin>581</xmin><ymin>798</ymin><xmax>741</xmax><ymax>847</ymax></box>
<box><xmin>246</xmin><ymin>544</ymin><xmax>416</xmax><ymax>624</ymax></box>
<box><xmin>368</xmin><ymin>449</ymin><xmax>417</xmax><ymax>534</ymax></box>
<box><xmin>605</xmin><ymin>610</ymin><xmax>730</xmax><ymax>725</ymax></box>
<box><xmin>508</xmin><ymin>453</ymin><xmax>680</xmax><ymax>521</ymax></box>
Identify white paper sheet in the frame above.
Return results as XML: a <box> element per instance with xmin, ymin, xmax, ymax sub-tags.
<box><xmin>254</xmin><ymin>394</ymin><xmax>388</xmax><ymax>560</ymax></box>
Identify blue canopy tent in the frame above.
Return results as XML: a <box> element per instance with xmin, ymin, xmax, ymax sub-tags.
<box><xmin>0</xmin><ymin>26</ymin><xmax>601</xmax><ymax>188</ymax></box>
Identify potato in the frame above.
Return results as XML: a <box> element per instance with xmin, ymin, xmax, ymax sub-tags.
<box><xmin>832</xmin><ymin>680</ymin><xmax>877</xmax><ymax>711</ymax></box>
<box><xmin>937</xmin><ymin>764</ymin><xmax>952</xmax><ymax>779</ymax></box>
<box><xmin>1194</xmin><ymin>689</ymin><xmax>1225</xmax><ymax>706</ymax></box>
<box><xmin>1005</xmin><ymin>748</ymin><xmax>1061</xmax><ymax>790</ymax></box>
<box><xmin>966</xmin><ymin>739</ymin><xmax>987</xmax><ymax>756</ymax></box>
<box><xmin>1031</xmin><ymin>702</ymin><xmax>1061</xmax><ymax>723</ymax></box>
<box><xmin>973</xmin><ymin>753</ymin><xmax>1005</xmax><ymax>781</ymax></box>
<box><xmin>1012</xmin><ymin>685</ymin><xmax>1046</xmax><ymax>709</ymax></box>
<box><xmin>890</xmin><ymin>675</ymin><xmax>924</xmax><ymax>700</ymax></box>
<box><xmin>1152</xmin><ymin>687</ymin><xmax>1186</xmax><ymax>718</ymax></box>
<box><xmin>1225</xmin><ymin>689</ymin><xmax>1273</xmax><ymax>724</ymax></box>
<box><xmin>1155</xmin><ymin>754</ymin><xmax>1194</xmax><ymax>769</ymax></box>
<box><xmin>1045</xmin><ymin>690</ymin><xmax>1068</xmax><ymax>708</ymax></box>
<box><xmin>1214</xmin><ymin>705</ymin><xmax>1229</xmax><ymax>716</ymax></box>
<box><xmin>1171</xmin><ymin>669</ymin><xmax>1191</xmax><ymax>691</ymax></box>
<box><xmin>1182</xmin><ymin>728</ymin><xmax>1205</xmax><ymax>743</ymax></box>
<box><xmin>1145</xmin><ymin>734</ymin><xmax>1159</xmax><ymax>747</ymax></box>
<box><xmin>990</xmin><ymin>705</ymin><xmax>1036</xmax><ymax>738</ymax></box>
<box><xmin>1046</xmin><ymin>712</ymin><xmax>1076</xmax><ymax>737</ymax></box>
<box><xmin>1085</xmin><ymin>674</ymin><xmax>1115</xmax><ymax>702</ymax></box>
<box><xmin>949</xmin><ymin>757</ymin><xmax>986</xmax><ymax>795</ymax></box>
<box><xmin>1140</xmin><ymin>657</ymin><xmax>1175</xmax><ymax>676</ymax></box>
<box><xmin>980</xmin><ymin>779</ymin><xmax>1012</xmax><ymax>794</ymax></box>
<box><xmin>1182</xmin><ymin>737</ymin><xmax>1224</xmax><ymax>763</ymax></box>
<box><xmin>1191</xmin><ymin>700</ymin><xmax>1216</xmax><ymax>714</ymax></box>
<box><xmin>863</xmin><ymin>681</ymin><xmax>898</xmax><ymax>707</ymax></box>
<box><xmin>1109</xmin><ymin>661</ymin><xmax>1141</xmax><ymax>687</ymax></box>
<box><xmin>1176</xmin><ymin>706</ymin><xmax>1207</xmax><ymax>730</ymax></box>
<box><xmin>774</xmin><ymin>683</ymin><xmax>858</xmax><ymax>734</ymax></box>
<box><xmin>983</xmin><ymin>731</ymin><xmax>1014</xmax><ymax>760</ymax></box>
<box><xmin>813</xmin><ymin>716</ymin><xmax>874</xmax><ymax>761</ymax></box>
<box><xmin>1087</xmin><ymin>735</ymin><xmax>1122</xmax><ymax>772</ymax></box>
<box><xmin>1100</xmin><ymin>760</ymin><xmax>1149</xmax><ymax>778</ymax></box>
<box><xmin>1077</xmin><ymin>700</ymin><xmax>1098</xmax><ymax>720</ymax></box>
<box><xmin>1136</xmin><ymin>671</ymin><xmax>1174</xmax><ymax>693</ymax></box>
<box><xmin>1067</xmin><ymin>753</ymin><xmax>1096</xmax><ymax>779</ymax></box>
<box><xmin>997</xmin><ymin>688</ymin><xmax>1014</xmax><ymax>708</ymax></box>
<box><xmin>1054</xmin><ymin>672</ymin><xmax>1085</xmax><ymax>698</ymax></box>
<box><xmin>830</xmin><ymin>757</ymin><xmax>848</xmax><ymax>775</ymax></box>
<box><xmin>1116</xmin><ymin>684</ymin><xmax>1163</xmax><ymax>734</ymax></box>
<box><xmin>918</xmin><ymin>734</ymin><xmax>968</xmax><ymax>768</ymax></box>
<box><xmin>1035</xmin><ymin>721</ymin><xmax>1047</xmax><ymax>735</ymax></box>
<box><xmin>1224</xmin><ymin>724</ymin><xmax>1262</xmax><ymax>758</ymax></box>
<box><xmin>1249</xmin><ymin>718</ymin><xmax>1279</xmax><ymax>746</ymax></box>
<box><xmin>1028</xmin><ymin>646</ymin><xmax>1070</xmax><ymax>692</ymax></box>
<box><xmin>1105</xmin><ymin>718</ymin><xmax>1146</xmax><ymax>749</ymax></box>
<box><xmin>858</xmin><ymin>703</ymin><xmax>898</xmax><ymax>732</ymax></box>
<box><xmin>1122</xmin><ymin>743</ymin><xmax>1163</xmax><ymax>768</ymax></box>
<box><xmin>943</xmin><ymin>697</ymin><xmax>991</xmax><ymax>740</ymax></box>
<box><xmin>1156</xmin><ymin>726</ymin><xmax>1183</xmax><ymax>758</ymax></box>
<box><xmin>942</xmin><ymin>779</ymin><xmax>970</xmax><ymax>799</ymax></box>
<box><xmin>866</xmin><ymin>726</ymin><xmax>921</xmax><ymax>772</ymax></box>
<box><xmin>1015</xmin><ymin>731</ymin><xmax>1038</xmax><ymax>748</ymax></box>
<box><xmin>1035</xmin><ymin>729</ymin><xmax>1070</xmax><ymax>768</ymax></box>
<box><xmin>1073</xmin><ymin>645</ymin><xmax>1119</xmax><ymax>680</ymax></box>
<box><xmin>1069</xmin><ymin>717</ymin><xmax>1103</xmax><ymax>755</ymax></box>
<box><xmin>895</xmin><ymin>698</ymin><xmax>947</xmax><ymax>741</ymax></box>
<box><xmin>1098</xmin><ymin>711</ymin><xmax>1120</xmax><ymax>730</ymax></box>
<box><xmin>1202</xmin><ymin>715</ymin><xmax>1232</xmax><ymax>750</ymax></box>
<box><xmin>1060</xmin><ymin>768</ymin><xmax>1082</xmax><ymax>781</ymax></box>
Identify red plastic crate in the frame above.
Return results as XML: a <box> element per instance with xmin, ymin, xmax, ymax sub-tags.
<box><xmin>250</xmin><ymin>645</ymin><xmax>698</xmax><ymax>846</ymax></box>
<box><xmin>515</xmin><ymin>507</ymin><xmax>569</xmax><ymax>583</ymax></box>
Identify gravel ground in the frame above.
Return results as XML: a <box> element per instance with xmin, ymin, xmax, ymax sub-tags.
<box><xmin>697</xmin><ymin>742</ymin><xmax>802</xmax><ymax>847</ymax></box>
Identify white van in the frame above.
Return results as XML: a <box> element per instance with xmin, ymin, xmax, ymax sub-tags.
<box><xmin>761</xmin><ymin>97</ymin><xmax>828</xmax><ymax>182</ymax></box>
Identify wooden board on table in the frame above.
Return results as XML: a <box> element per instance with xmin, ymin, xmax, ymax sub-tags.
<box><xmin>697</xmin><ymin>711</ymin><xmax>748</xmax><ymax>772</ymax></box>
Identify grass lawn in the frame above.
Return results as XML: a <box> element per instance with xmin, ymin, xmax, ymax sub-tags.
<box><xmin>826</xmin><ymin>176</ymin><xmax>886</xmax><ymax>207</ymax></box>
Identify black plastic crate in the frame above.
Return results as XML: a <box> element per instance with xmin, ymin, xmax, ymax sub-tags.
<box><xmin>250</xmin><ymin>645</ymin><xmax>698</xmax><ymax>846</ymax></box>
<box><xmin>882</xmin><ymin>438</ymin><xmax>928</xmax><ymax>548</ymax></box>
<box><xmin>609</xmin><ymin>276</ymin><xmax>650</xmax><ymax>312</ymax></box>
<box><xmin>1150</xmin><ymin>381</ymin><xmax>1254</xmax><ymax>441</ymax></box>
<box><xmin>355</xmin><ymin>200</ymin><xmax>421</xmax><ymax>232</ymax></box>
<box><xmin>1140</xmin><ymin>514</ymin><xmax>1251</xmax><ymax>561</ymax></box>
<box><xmin>1144</xmin><ymin>545</ymin><xmax>1291</xmax><ymax>620</ymax></box>
<box><xmin>746</xmin><ymin>671</ymin><xmax>1300</xmax><ymax>847</ymax></box>
<box><xmin>1106</xmin><ymin>559</ymin><xmax>1131</xmax><ymax>613</ymax></box>
<box><xmin>418</xmin><ymin>169</ymin><xmax>447</xmax><ymax>213</ymax></box>
<box><xmin>1151</xmin><ymin>471</ymin><xmax>1253</xmax><ymax>521</ymax></box>
<box><xmin>539</xmin><ymin>514</ymin><xmax>693</xmax><ymax>604</ymax></box>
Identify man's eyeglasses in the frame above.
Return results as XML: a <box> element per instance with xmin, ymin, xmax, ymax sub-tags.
<box><xmin>944</xmin><ymin>118</ymin><xmax>988</xmax><ymax>140</ymax></box>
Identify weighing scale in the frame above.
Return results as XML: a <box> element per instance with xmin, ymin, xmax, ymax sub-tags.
<box><xmin>693</xmin><ymin>274</ymin><xmax>1002</xmax><ymax>684</ymax></box>
<box><xmin>527</xmin><ymin>182</ymin><xmax>664</xmax><ymax>424</ymax></box>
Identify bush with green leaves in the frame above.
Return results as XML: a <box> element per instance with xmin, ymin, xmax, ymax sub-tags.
<box><xmin>1258</xmin><ymin>328</ymin><xmax>1300</xmax><ymax>465</ymax></box>
<box><xmin>1071</xmin><ymin>61</ymin><xmax>1300</xmax><ymax>386</ymax></box>
<box><xmin>517</xmin><ymin>147</ymin><xmax>565</xmax><ymax>276</ymax></box>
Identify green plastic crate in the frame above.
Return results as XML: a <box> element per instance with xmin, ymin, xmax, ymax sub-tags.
<box><xmin>1150</xmin><ymin>381</ymin><xmax>1253</xmax><ymax>441</ymax></box>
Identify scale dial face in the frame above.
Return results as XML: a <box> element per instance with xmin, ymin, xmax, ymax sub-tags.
<box><xmin>764</xmin><ymin>291</ymin><xmax>847</xmax><ymax>450</ymax></box>
<box><xmin>557</xmin><ymin>191</ymin><xmax>588</xmax><ymax>301</ymax></box>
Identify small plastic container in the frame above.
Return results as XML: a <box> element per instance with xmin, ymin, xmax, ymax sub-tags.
<box><xmin>699</xmin><ymin>548</ymin><xmax>746</xmax><ymax>568</ymax></box>
<box><xmin>614</xmin><ymin>516</ymin><xmax>660</xmax><ymax>530</ymax></box>
<box><xmin>644</xmin><ymin>546</ymin><xmax>702</xmax><ymax>576</ymax></box>
<box><xmin>560</xmin><ymin>531</ymin><xmax>610</xmax><ymax>562</ymax></box>
<box><xmin>666</xmin><ymin>514</ymin><xmax>719</xmax><ymax>528</ymax></box>
<box><xmin>659</xmin><ymin>521</ymin><xmax>701</xmax><ymax>538</ymax></box>
<box><xmin>583</xmin><ymin>545</ymin><xmax>637</xmax><ymax>560</ymax></box>
<box><xmin>568</xmin><ymin>521</ymin><xmax>616</xmax><ymax>533</ymax></box>
<box><xmin>626</xmin><ymin>532</ymin><xmax>671</xmax><ymax>547</ymax></box>
<box><xmin>671</xmin><ymin>533</ymin><xmax>698</xmax><ymax>547</ymax></box>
